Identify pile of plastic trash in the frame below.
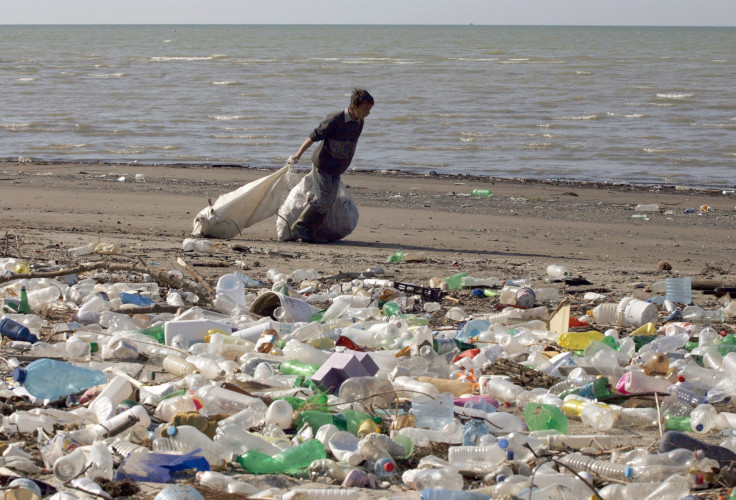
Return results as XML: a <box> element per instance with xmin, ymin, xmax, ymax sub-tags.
<box><xmin>0</xmin><ymin>253</ymin><xmax>736</xmax><ymax>500</ymax></box>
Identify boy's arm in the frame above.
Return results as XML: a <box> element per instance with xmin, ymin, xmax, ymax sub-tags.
<box><xmin>291</xmin><ymin>138</ymin><xmax>314</xmax><ymax>163</ymax></box>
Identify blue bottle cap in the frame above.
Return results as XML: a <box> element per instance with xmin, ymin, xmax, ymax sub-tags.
<box><xmin>625</xmin><ymin>466</ymin><xmax>634</xmax><ymax>478</ymax></box>
<box><xmin>498</xmin><ymin>438</ymin><xmax>509</xmax><ymax>449</ymax></box>
<box><xmin>166</xmin><ymin>426</ymin><xmax>179</xmax><ymax>437</ymax></box>
<box><xmin>506</xmin><ymin>450</ymin><xmax>514</xmax><ymax>461</ymax></box>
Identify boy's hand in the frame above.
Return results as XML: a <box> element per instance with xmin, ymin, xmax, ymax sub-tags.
<box><xmin>288</xmin><ymin>155</ymin><xmax>300</xmax><ymax>165</ymax></box>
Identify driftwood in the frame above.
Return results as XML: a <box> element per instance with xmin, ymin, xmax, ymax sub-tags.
<box><xmin>0</xmin><ymin>260</ymin><xmax>215</xmax><ymax>304</ymax></box>
<box><xmin>482</xmin><ymin>358</ymin><xmax>559</xmax><ymax>389</ymax></box>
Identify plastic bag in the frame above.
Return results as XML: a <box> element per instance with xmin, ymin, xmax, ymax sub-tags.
<box><xmin>276</xmin><ymin>173</ymin><xmax>359</xmax><ymax>242</ymax></box>
<box><xmin>192</xmin><ymin>164</ymin><xmax>292</xmax><ymax>239</ymax></box>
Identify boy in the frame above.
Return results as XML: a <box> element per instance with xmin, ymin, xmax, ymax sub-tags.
<box><xmin>288</xmin><ymin>88</ymin><xmax>374</xmax><ymax>243</ymax></box>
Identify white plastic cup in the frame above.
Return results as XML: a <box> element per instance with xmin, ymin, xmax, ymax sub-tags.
<box><xmin>250</xmin><ymin>292</ymin><xmax>314</xmax><ymax>323</ymax></box>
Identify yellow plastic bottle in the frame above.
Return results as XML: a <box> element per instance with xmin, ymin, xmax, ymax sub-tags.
<box><xmin>556</xmin><ymin>330</ymin><xmax>604</xmax><ymax>350</ymax></box>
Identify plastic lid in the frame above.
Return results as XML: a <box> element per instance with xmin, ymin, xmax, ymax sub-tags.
<box><xmin>506</xmin><ymin>450</ymin><xmax>514</xmax><ymax>461</ymax></box>
<box><xmin>625</xmin><ymin>466</ymin><xmax>634</xmax><ymax>478</ymax></box>
<box><xmin>9</xmin><ymin>367</ymin><xmax>26</xmax><ymax>385</ymax></box>
<box><xmin>381</xmin><ymin>459</ymin><xmax>395</xmax><ymax>472</ymax></box>
<box><xmin>695</xmin><ymin>423</ymin><xmax>704</xmax><ymax>432</ymax></box>
<box><xmin>166</xmin><ymin>426</ymin><xmax>179</xmax><ymax>437</ymax></box>
<box><xmin>498</xmin><ymin>438</ymin><xmax>509</xmax><ymax>449</ymax></box>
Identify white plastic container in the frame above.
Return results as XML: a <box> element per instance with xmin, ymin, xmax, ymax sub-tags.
<box><xmin>216</xmin><ymin>274</ymin><xmax>246</xmax><ymax>307</ymax></box>
<box><xmin>265</xmin><ymin>399</ymin><xmax>294</xmax><ymax>430</ymax></box>
<box><xmin>590</xmin><ymin>297</ymin><xmax>658</xmax><ymax>327</ymax></box>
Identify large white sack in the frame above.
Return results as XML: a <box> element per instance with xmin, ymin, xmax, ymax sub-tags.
<box><xmin>276</xmin><ymin>173</ymin><xmax>359</xmax><ymax>242</ymax></box>
<box><xmin>192</xmin><ymin>164</ymin><xmax>292</xmax><ymax>239</ymax></box>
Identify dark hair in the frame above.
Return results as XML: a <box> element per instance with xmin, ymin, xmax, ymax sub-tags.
<box><xmin>350</xmin><ymin>88</ymin><xmax>374</xmax><ymax>107</ymax></box>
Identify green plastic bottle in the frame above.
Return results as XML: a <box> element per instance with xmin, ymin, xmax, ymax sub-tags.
<box><xmin>524</xmin><ymin>403</ymin><xmax>568</xmax><ymax>434</ymax></box>
<box><xmin>386</xmin><ymin>251</ymin><xmax>405</xmax><ymax>263</ymax></box>
<box><xmin>278</xmin><ymin>360</ymin><xmax>320</xmax><ymax>377</ymax></box>
<box><xmin>382</xmin><ymin>302</ymin><xmax>401</xmax><ymax>316</ymax></box>
<box><xmin>237</xmin><ymin>439</ymin><xmax>326</xmax><ymax>474</ymax></box>
<box><xmin>471</xmin><ymin>189</ymin><xmax>493</xmax><ymax>197</ymax></box>
<box><xmin>631</xmin><ymin>335</ymin><xmax>656</xmax><ymax>351</ymax></box>
<box><xmin>559</xmin><ymin>378</ymin><xmax>611</xmax><ymax>400</ymax></box>
<box><xmin>444</xmin><ymin>272</ymin><xmax>469</xmax><ymax>290</ymax></box>
<box><xmin>296</xmin><ymin>409</ymin><xmax>382</xmax><ymax>435</ymax></box>
<box><xmin>664</xmin><ymin>414</ymin><xmax>692</xmax><ymax>432</ymax></box>
<box><xmin>138</xmin><ymin>323</ymin><xmax>165</xmax><ymax>344</ymax></box>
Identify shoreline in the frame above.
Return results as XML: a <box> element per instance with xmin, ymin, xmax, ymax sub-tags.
<box><xmin>11</xmin><ymin>158</ymin><xmax>736</xmax><ymax>192</ymax></box>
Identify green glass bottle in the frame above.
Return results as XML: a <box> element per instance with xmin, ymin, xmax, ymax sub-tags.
<box><xmin>444</xmin><ymin>272</ymin><xmax>469</xmax><ymax>291</ymax></box>
<box><xmin>471</xmin><ymin>189</ymin><xmax>493</xmax><ymax>197</ymax></box>
<box><xmin>17</xmin><ymin>286</ymin><xmax>31</xmax><ymax>314</ymax></box>
<box><xmin>237</xmin><ymin>439</ymin><xmax>326</xmax><ymax>475</ymax></box>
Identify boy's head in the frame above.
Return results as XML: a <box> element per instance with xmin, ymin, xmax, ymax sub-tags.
<box><xmin>349</xmin><ymin>88</ymin><xmax>374</xmax><ymax>120</ymax></box>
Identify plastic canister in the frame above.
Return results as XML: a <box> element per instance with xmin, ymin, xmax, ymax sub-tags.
<box><xmin>515</xmin><ymin>288</ymin><xmax>536</xmax><ymax>308</ymax></box>
<box><xmin>216</xmin><ymin>274</ymin><xmax>246</xmax><ymax>307</ymax></box>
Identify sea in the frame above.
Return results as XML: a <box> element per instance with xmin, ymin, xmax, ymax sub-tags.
<box><xmin>1</xmin><ymin>24</ymin><xmax>735</xmax><ymax>188</ymax></box>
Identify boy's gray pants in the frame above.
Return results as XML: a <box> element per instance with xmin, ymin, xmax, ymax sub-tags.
<box><xmin>292</xmin><ymin>165</ymin><xmax>340</xmax><ymax>231</ymax></box>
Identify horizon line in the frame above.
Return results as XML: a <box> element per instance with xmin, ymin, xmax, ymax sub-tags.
<box><xmin>1</xmin><ymin>23</ymin><xmax>735</xmax><ymax>28</ymax></box>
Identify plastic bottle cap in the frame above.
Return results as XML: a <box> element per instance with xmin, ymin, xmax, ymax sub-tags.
<box><xmin>166</xmin><ymin>426</ymin><xmax>179</xmax><ymax>437</ymax></box>
<box><xmin>506</xmin><ymin>450</ymin><xmax>514</xmax><ymax>461</ymax></box>
<box><xmin>625</xmin><ymin>466</ymin><xmax>634</xmax><ymax>478</ymax></box>
<box><xmin>382</xmin><ymin>460</ymin><xmax>395</xmax><ymax>472</ymax></box>
<box><xmin>498</xmin><ymin>438</ymin><xmax>509</xmax><ymax>449</ymax></box>
<box><xmin>696</xmin><ymin>423</ymin><xmax>704</xmax><ymax>432</ymax></box>
<box><xmin>678</xmin><ymin>375</ymin><xmax>686</xmax><ymax>383</ymax></box>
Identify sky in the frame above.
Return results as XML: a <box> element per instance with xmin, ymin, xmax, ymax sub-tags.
<box><xmin>3</xmin><ymin>0</ymin><xmax>736</xmax><ymax>26</ymax></box>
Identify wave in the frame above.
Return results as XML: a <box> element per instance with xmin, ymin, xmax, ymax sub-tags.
<box><xmin>148</xmin><ymin>55</ymin><xmax>223</xmax><ymax>62</ymax></box>
<box><xmin>208</xmin><ymin>115</ymin><xmax>254</xmax><ymax>121</ymax></box>
<box><xmin>15</xmin><ymin>77</ymin><xmax>36</xmax><ymax>82</ymax></box>
<box><xmin>31</xmin><ymin>143</ymin><xmax>87</xmax><ymax>151</ymax></box>
<box><xmin>212</xmin><ymin>81</ymin><xmax>237</xmax><ymax>86</ymax></box>
<box><xmin>552</xmin><ymin>115</ymin><xmax>598</xmax><ymax>121</ymax></box>
<box><xmin>86</xmin><ymin>72</ymin><xmax>125</xmax><ymax>78</ymax></box>
<box><xmin>0</xmin><ymin>123</ymin><xmax>30</xmax><ymax>131</ymax></box>
<box><xmin>656</xmin><ymin>93</ymin><xmax>694</xmax><ymax>99</ymax></box>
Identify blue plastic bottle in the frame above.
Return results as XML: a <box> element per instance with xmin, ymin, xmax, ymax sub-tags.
<box><xmin>0</xmin><ymin>317</ymin><xmax>39</xmax><ymax>343</ymax></box>
<box><xmin>10</xmin><ymin>358</ymin><xmax>107</xmax><ymax>401</ymax></box>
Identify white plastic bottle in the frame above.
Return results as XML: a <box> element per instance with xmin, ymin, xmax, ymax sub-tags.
<box><xmin>53</xmin><ymin>448</ymin><xmax>87</xmax><ymax>482</ymax></box>
<box><xmin>153</xmin><ymin>425</ymin><xmax>225</xmax><ymax>468</ymax></box>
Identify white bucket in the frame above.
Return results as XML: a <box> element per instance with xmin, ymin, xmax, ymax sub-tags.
<box><xmin>617</xmin><ymin>297</ymin><xmax>658</xmax><ymax>327</ymax></box>
<box><xmin>250</xmin><ymin>292</ymin><xmax>314</xmax><ymax>323</ymax></box>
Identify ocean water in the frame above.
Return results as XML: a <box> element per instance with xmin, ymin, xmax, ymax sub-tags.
<box><xmin>1</xmin><ymin>24</ymin><xmax>735</xmax><ymax>188</ymax></box>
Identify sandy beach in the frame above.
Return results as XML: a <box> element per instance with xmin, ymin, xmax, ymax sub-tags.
<box><xmin>1</xmin><ymin>160</ymin><xmax>736</xmax><ymax>499</ymax></box>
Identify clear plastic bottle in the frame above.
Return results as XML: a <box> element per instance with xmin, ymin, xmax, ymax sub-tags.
<box><xmin>690</xmin><ymin>403</ymin><xmax>718</xmax><ymax>434</ymax></box>
<box><xmin>194</xmin><ymin>384</ymin><xmax>268</xmax><ymax>416</ymax></box>
<box><xmin>153</xmin><ymin>425</ymin><xmax>225</xmax><ymax>468</ymax></box>
<box><xmin>265</xmin><ymin>399</ymin><xmax>294</xmax><ymax>430</ymax></box>
<box><xmin>682</xmin><ymin>305</ymin><xmax>725</xmax><ymax>323</ymax></box>
<box><xmin>196</xmin><ymin>470</ymin><xmax>259</xmax><ymax>495</ymax></box>
<box><xmin>362</xmin><ymin>433</ymin><xmax>413</xmax><ymax>459</ymax></box>
<box><xmin>449</xmin><ymin>441</ymin><xmax>510</xmax><ymax>466</ymax></box>
<box><xmin>412</xmin><ymin>392</ymin><xmax>455</xmax><ymax>429</ymax></box>
<box><xmin>546</xmin><ymin>264</ymin><xmax>571</xmax><ymax>280</ymax></box>
<box><xmin>338</xmin><ymin>376</ymin><xmax>396</xmax><ymax>408</ymax></box>
<box><xmin>53</xmin><ymin>448</ymin><xmax>87</xmax><ymax>482</ymax></box>
<box><xmin>665</xmin><ymin>277</ymin><xmax>692</xmax><ymax>305</ymax></box>
<box><xmin>557</xmin><ymin>452</ymin><xmax>632</xmax><ymax>481</ymax></box>
<box><xmin>214</xmin><ymin>424</ymin><xmax>281</xmax><ymax>458</ymax></box>
<box><xmin>86</xmin><ymin>441</ymin><xmax>113</xmax><ymax>480</ymax></box>
<box><xmin>154</xmin><ymin>484</ymin><xmax>205</xmax><ymax>500</ymax></box>
<box><xmin>411</xmin><ymin>467</ymin><xmax>464</xmax><ymax>491</ymax></box>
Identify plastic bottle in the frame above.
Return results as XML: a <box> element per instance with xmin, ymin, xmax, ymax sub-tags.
<box><xmin>154</xmin><ymin>485</ymin><xmax>205</xmax><ymax>500</ymax></box>
<box><xmin>557</xmin><ymin>452</ymin><xmax>633</xmax><ymax>481</ymax></box>
<box><xmin>214</xmin><ymin>424</ymin><xmax>281</xmax><ymax>458</ymax></box>
<box><xmin>449</xmin><ymin>441</ymin><xmax>511</xmax><ymax>466</ymax></box>
<box><xmin>634</xmin><ymin>203</ymin><xmax>659</xmax><ymax>212</ymax></box>
<box><xmin>53</xmin><ymin>448</ymin><xmax>88</xmax><ymax>482</ymax></box>
<box><xmin>338</xmin><ymin>376</ymin><xmax>396</xmax><ymax>408</ymax></box>
<box><xmin>162</xmin><ymin>355</ymin><xmax>199</xmax><ymax>377</ymax></box>
<box><xmin>580</xmin><ymin>403</ymin><xmax>615</xmax><ymax>431</ymax></box>
<box><xmin>196</xmin><ymin>470</ymin><xmax>259</xmax><ymax>495</ymax></box>
<box><xmin>659</xmin><ymin>431</ymin><xmax>736</xmax><ymax>468</ymax></box>
<box><xmin>682</xmin><ymin>306</ymin><xmax>725</xmax><ymax>323</ymax></box>
<box><xmin>153</xmin><ymin>425</ymin><xmax>225</xmax><ymax>468</ymax></box>
<box><xmin>471</xmin><ymin>189</ymin><xmax>493</xmax><ymax>197</ymax></box>
<box><xmin>690</xmin><ymin>403</ymin><xmax>718</xmax><ymax>434</ymax></box>
<box><xmin>278</xmin><ymin>359</ymin><xmax>320</xmax><ymax>377</ymax></box>
<box><xmin>265</xmin><ymin>399</ymin><xmax>294</xmax><ymax>430</ymax></box>
<box><xmin>90</xmin><ymin>404</ymin><xmax>151</xmax><ymax>440</ymax></box>
<box><xmin>237</xmin><ymin>439</ymin><xmax>326</xmax><ymax>474</ymax></box>
<box><xmin>461</xmin><ymin>276</ymin><xmax>502</xmax><ymax>288</ymax></box>
<box><xmin>478</xmin><ymin>376</ymin><xmax>524</xmax><ymax>402</ymax></box>
<box><xmin>556</xmin><ymin>330</ymin><xmax>604</xmax><ymax>350</ymax></box>
<box><xmin>411</xmin><ymin>467</ymin><xmax>465</xmax><ymax>491</ymax></box>
<box><xmin>412</xmin><ymin>392</ymin><xmax>455</xmax><ymax>429</ymax></box>
<box><xmin>362</xmin><ymin>433</ymin><xmax>413</xmax><ymax>459</ymax></box>
<box><xmin>27</xmin><ymin>285</ymin><xmax>61</xmax><ymax>309</ymax></box>
<box><xmin>9</xmin><ymin>358</ymin><xmax>106</xmax><ymax>401</ymax></box>
<box><xmin>0</xmin><ymin>317</ymin><xmax>39</xmax><ymax>343</ymax></box>
<box><xmin>524</xmin><ymin>403</ymin><xmax>569</xmax><ymax>434</ymax></box>
<box><xmin>588</xmin><ymin>297</ymin><xmax>658</xmax><ymax>327</ymax></box>
<box><xmin>546</xmin><ymin>264</ymin><xmax>570</xmax><ymax>280</ymax></box>
<box><xmin>182</xmin><ymin>238</ymin><xmax>220</xmax><ymax>253</ymax></box>
<box><xmin>416</xmin><ymin>376</ymin><xmax>474</xmax><ymax>397</ymax></box>
<box><xmin>194</xmin><ymin>384</ymin><xmax>268</xmax><ymax>417</ymax></box>
<box><xmin>643</xmin><ymin>353</ymin><xmax>670</xmax><ymax>376</ymax></box>
<box><xmin>86</xmin><ymin>441</ymin><xmax>114</xmax><ymax>480</ymax></box>
<box><xmin>420</xmin><ymin>490</ymin><xmax>491</xmax><ymax>500</ymax></box>
<box><xmin>665</xmin><ymin>277</ymin><xmax>692</xmax><ymax>305</ymax></box>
